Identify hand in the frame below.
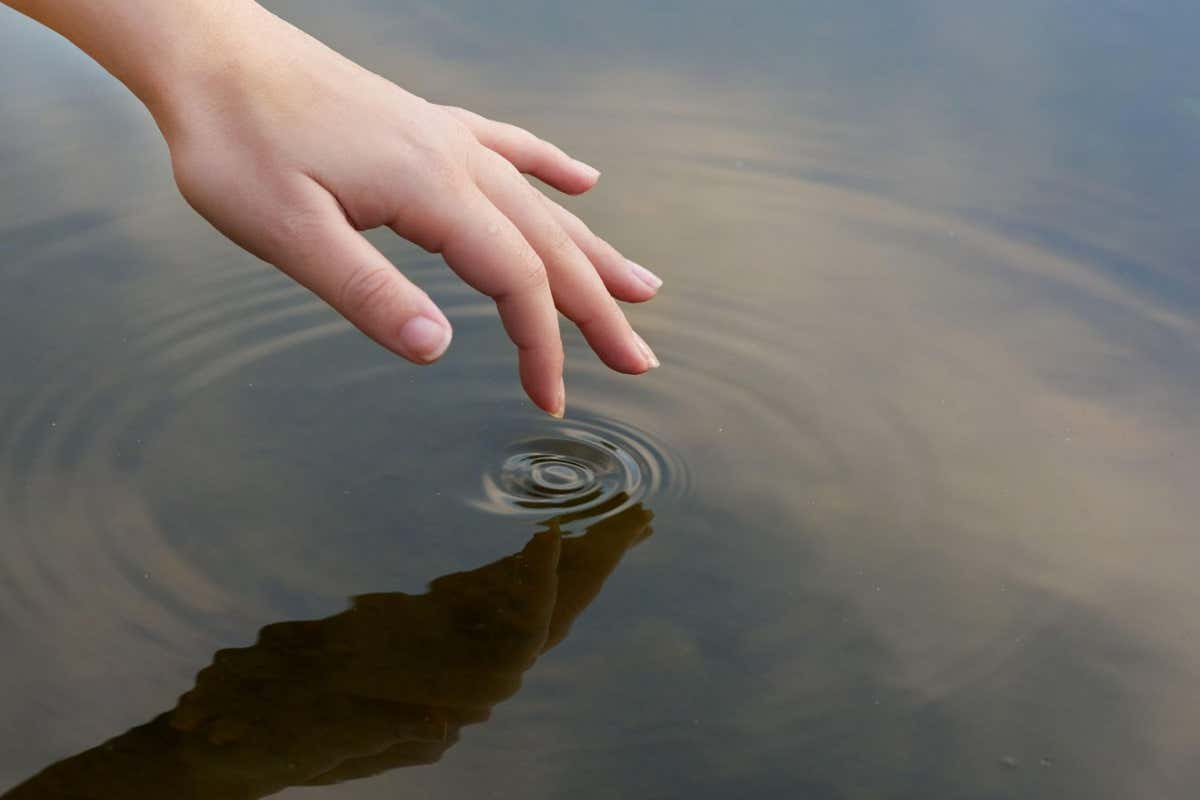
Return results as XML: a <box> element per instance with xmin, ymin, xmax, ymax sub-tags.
<box><xmin>151</xmin><ymin>5</ymin><xmax>662</xmax><ymax>417</ymax></box>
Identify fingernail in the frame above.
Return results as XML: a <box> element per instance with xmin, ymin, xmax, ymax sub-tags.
<box><xmin>399</xmin><ymin>315</ymin><xmax>452</xmax><ymax>362</ymax></box>
<box><xmin>635</xmin><ymin>333</ymin><xmax>661</xmax><ymax>369</ymax></box>
<box><xmin>550</xmin><ymin>378</ymin><xmax>566</xmax><ymax>419</ymax></box>
<box><xmin>572</xmin><ymin>159</ymin><xmax>601</xmax><ymax>182</ymax></box>
<box><xmin>628</xmin><ymin>260</ymin><xmax>664</xmax><ymax>290</ymax></box>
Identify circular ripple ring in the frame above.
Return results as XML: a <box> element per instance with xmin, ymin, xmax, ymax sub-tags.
<box><xmin>471</xmin><ymin>420</ymin><xmax>683</xmax><ymax>531</ymax></box>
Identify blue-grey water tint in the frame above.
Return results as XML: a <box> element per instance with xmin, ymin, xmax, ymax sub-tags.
<box><xmin>1</xmin><ymin>1</ymin><xmax>1199</xmax><ymax>798</ymax></box>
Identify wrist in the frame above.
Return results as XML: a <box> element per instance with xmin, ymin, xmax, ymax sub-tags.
<box><xmin>121</xmin><ymin>1</ymin><xmax>273</xmax><ymax>130</ymax></box>
<box><xmin>6</xmin><ymin>0</ymin><xmax>271</xmax><ymax>130</ymax></box>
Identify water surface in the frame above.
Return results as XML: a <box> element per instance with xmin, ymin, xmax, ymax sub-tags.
<box><xmin>1</xmin><ymin>1</ymin><xmax>1199</xmax><ymax>798</ymax></box>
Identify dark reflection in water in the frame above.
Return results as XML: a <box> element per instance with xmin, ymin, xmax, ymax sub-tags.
<box><xmin>4</xmin><ymin>505</ymin><xmax>653</xmax><ymax>799</ymax></box>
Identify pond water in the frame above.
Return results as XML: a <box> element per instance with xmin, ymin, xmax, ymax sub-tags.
<box><xmin>2</xmin><ymin>1</ymin><xmax>1199</xmax><ymax>798</ymax></box>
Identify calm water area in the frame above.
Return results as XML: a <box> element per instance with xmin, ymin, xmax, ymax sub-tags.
<box><xmin>2</xmin><ymin>1</ymin><xmax>1199</xmax><ymax>797</ymax></box>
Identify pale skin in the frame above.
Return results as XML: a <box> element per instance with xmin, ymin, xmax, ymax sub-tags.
<box><xmin>2</xmin><ymin>0</ymin><xmax>663</xmax><ymax>417</ymax></box>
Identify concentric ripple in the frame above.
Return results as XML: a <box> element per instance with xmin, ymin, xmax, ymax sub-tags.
<box><xmin>470</xmin><ymin>419</ymin><xmax>680</xmax><ymax>531</ymax></box>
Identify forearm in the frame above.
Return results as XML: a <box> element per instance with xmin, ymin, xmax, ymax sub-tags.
<box><xmin>2</xmin><ymin>0</ymin><xmax>265</xmax><ymax>117</ymax></box>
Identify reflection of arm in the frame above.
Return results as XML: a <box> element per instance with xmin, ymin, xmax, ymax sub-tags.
<box><xmin>3</xmin><ymin>506</ymin><xmax>653</xmax><ymax>799</ymax></box>
<box><xmin>544</xmin><ymin>505</ymin><xmax>654</xmax><ymax>652</ymax></box>
<box><xmin>305</xmin><ymin>505</ymin><xmax>655</xmax><ymax>788</ymax></box>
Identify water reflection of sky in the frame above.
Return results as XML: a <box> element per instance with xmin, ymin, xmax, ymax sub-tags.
<box><xmin>1</xmin><ymin>2</ymin><xmax>1199</xmax><ymax>798</ymax></box>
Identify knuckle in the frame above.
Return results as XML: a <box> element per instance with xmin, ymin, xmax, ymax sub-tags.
<box><xmin>521</xmin><ymin>134</ymin><xmax>555</xmax><ymax>169</ymax></box>
<box><xmin>517</xmin><ymin>254</ymin><xmax>549</xmax><ymax>293</ymax></box>
<box><xmin>400</xmin><ymin>125</ymin><xmax>472</xmax><ymax>193</ymax></box>
<box><xmin>446</xmin><ymin>118</ymin><xmax>479</xmax><ymax>150</ymax></box>
<box><xmin>254</xmin><ymin>203</ymin><xmax>328</xmax><ymax>258</ymax></box>
<box><xmin>336</xmin><ymin>263</ymin><xmax>398</xmax><ymax>319</ymax></box>
<box><xmin>419</xmin><ymin>146</ymin><xmax>466</xmax><ymax>189</ymax></box>
<box><xmin>273</xmin><ymin>206</ymin><xmax>318</xmax><ymax>242</ymax></box>
<box><xmin>491</xmin><ymin>152</ymin><xmax>523</xmax><ymax>181</ymax></box>
<box><xmin>561</xmin><ymin>207</ymin><xmax>592</xmax><ymax>237</ymax></box>
<box><xmin>546</xmin><ymin>223</ymin><xmax>577</xmax><ymax>258</ymax></box>
<box><xmin>574</xmin><ymin>294</ymin><xmax>618</xmax><ymax>332</ymax></box>
<box><xmin>512</xmin><ymin>125</ymin><xmax>540</xmax><ymax>150</ymax></box>
<box><xmin>596</xmin><ymin>234</ymin><xmax>623</xmax><ymax>262</ymax></box>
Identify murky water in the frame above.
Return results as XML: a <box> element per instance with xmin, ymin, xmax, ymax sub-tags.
<box><xmin>2</xmin><ymin>1</ymin><xmax>1199</xmax><ymax>798</ymax></box>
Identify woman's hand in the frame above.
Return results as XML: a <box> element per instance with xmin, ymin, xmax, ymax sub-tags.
<box><xmin>3</xmin><ymin>0</ymin><xmax>662</xmax><ymax>417</ymax></box>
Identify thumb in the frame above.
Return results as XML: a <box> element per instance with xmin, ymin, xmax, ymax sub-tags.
<box><xmin>257</xmin><ymin>186</ymin><xmax>454</xmax><ymax>365</ymax></box>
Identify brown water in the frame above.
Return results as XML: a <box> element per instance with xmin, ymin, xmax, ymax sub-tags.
<box><xmin>2</xmin><ymin>1</ymin><xmax>1199</xmax><ymax>798</ymax></box>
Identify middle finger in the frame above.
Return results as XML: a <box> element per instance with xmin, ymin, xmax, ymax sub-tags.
<box><xmin>471</xmin><ymin>151</ymin><xmax>656</xmax><ymax>375</ymax></box>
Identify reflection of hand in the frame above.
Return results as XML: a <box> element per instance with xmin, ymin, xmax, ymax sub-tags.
<box><xmin>2</xmin><ymin>0</ymin><xmax>662</xmax><ymax>417</ymax></box>
<box><xmin>2</xmin><ymin>506</ymin><xmax>653</xmax><ymax>799</ymax></box>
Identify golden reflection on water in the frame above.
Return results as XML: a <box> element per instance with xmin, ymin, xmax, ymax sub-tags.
<box><xmin>3</xmin><ymin>505</ymin><xmax>652</xmax><ymax>799</ymax></box>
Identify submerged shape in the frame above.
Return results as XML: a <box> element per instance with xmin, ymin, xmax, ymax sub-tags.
<box><xmin>1</xmin><ymin>505</ymin><xmax>654</xmax><ymax>799</ymax></box>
